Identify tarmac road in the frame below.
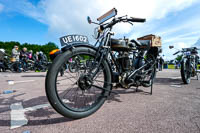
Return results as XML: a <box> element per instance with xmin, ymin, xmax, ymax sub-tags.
<box><xmin>0</xmin><ymin>69</ymin><xmax>200</xmax><ymax>133</ymax></box>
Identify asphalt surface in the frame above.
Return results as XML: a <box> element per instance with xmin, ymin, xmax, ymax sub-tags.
<box><xmin>0</xmin><ymin>69</ymin><xmax>200</xmax><ymax>133</ymax></box>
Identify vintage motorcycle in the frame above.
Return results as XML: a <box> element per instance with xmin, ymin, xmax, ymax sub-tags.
<box><xmin>45</xmin><ymin>8</ymin><xmax>161</xmax><ymax>119</ymax></box>
<box><xmin>170</xmin><ymin>46</ymin><xmax>200</xmax><ymax>84</ymax></box>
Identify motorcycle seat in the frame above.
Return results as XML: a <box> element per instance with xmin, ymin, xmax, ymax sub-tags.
<box><xmin>138</xmin><ymin>40</ymin><xmax>151</xmax><ymax>46</ymax></box>
<box><xmin>130</xmin><ymin>39</ymin><xmax>151</xmax><ymax>49</ymax></box>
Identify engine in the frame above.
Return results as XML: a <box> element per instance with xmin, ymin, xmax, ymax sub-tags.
<box><xmin>116</xmin><ymin>51</ymin><xmax>131</xmax><ymax>72</ymax></box>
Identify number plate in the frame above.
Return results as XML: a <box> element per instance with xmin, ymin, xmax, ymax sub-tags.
<box><xmin>60</xmin><ymin>35</ymin><xmax>89</xmax><ymax>47</ymax></box>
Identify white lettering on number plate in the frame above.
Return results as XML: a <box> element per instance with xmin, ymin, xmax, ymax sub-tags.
<box><xmin>62</xmin><ymin>35</ymin><xmax>87</xmax><ymax>44</ymax></box>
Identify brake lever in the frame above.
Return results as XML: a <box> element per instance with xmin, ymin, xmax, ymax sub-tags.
<box><xmin>121</xmin><ymin>19</ymin><xmax>133</xmax><ymax>26</ymax></box>
<box><xmin>128</xmin><ymin>21</ymin><xmax>133</xmax><ymax>26</ymax></box>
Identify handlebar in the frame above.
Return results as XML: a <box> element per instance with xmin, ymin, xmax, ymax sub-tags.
<box><xmin>173</xmin><ymin>51</ymin><xmax>180</xmax><ymax>55</ymax></box>
<box><xmin>101</xmin><ymin>16</ymin><xmax>146</xmax><ymax>30</ymax></box>
<box><xmin>129</xmin><ymin>17</ymin><xmax>146</xmax><ymax>23</ymax></box>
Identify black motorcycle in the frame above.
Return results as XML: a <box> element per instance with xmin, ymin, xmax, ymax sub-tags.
<box><xmin>170</xmin><ymin>46</ymin><xmax>200</xmax><ymax>84</ymax></box>
<box><xmin>34</xmin><ymin>60</ymin><xmax>49</xmax><ymax>72</ymax></box>
<box><xmin>45</xmin><ymin>8</ymin><xmax>161</xmax><ymax>119</ymax></box>
<box><xmin>3</xmin><ymin>56</ymin><xmax>23</xmax><ymax>73</ymax></box>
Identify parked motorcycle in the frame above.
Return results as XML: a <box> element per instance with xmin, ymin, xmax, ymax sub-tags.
<box><xmin>34</xmin><ymin>60</ymin><xmax>49</xmax><ymax>72</ymax></box>
<box><xmin>1</xmin><ymin>56</ymin><xmax>23</xmax><ymax>73</ymax></box>
<box><xmin>45</xmin><ymin>8</ymin><xmax>162</xmax><ymax>119</ymax></box>
<box><xmin>170</xmin><ymin>46</ymin><xmax>200</xmax><ymax>84</ymax></box>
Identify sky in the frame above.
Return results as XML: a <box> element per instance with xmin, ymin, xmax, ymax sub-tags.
<box><xmin>0</xmin><ymin>0</ymin><xmax>200</xmax><ymax>60</ymax></box>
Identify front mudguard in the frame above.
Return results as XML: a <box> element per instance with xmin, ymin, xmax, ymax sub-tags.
<box><xmin>61</xmin><ymin>43</ymin><xmax>97</xmax><ymax>52</ymax></box>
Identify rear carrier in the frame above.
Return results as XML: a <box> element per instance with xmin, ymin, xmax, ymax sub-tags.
<box><xmin>137</xmin><ymin>34</ymin><xmax>162</xmax><ymax>47</ymax></box>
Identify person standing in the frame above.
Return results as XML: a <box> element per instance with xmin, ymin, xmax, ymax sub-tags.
<box><xmin>20</xmin><ymin>47</ymin><xmax>28</xmax><ymax>60</ymax></box>
<box><xmin>20</xmin><ymin>47</ymin><xmax>28</xmax><ymax>71</ymax></box>
<box><xmin>0</xmin><ymin>49</ymin><xmax>6</xmax><ymax>71</ymax></box>
<box><xmin>33</xmin><ymin>52</ymin><xmax>39</xmax><ymax>61</ymax></box>
<box><xmin>28</xmin><ymin>50</ymin><xmax>33</xmax><ymax>60</ymax></box>
<box><xmin>159</xmin><ymin>57</ymin><xmax>164</xmax><ymax>71</ymax></box>
<box><xmin>0</xmin><ymin>49</ymin><xmax>5</xmax><ymax>61</ymax></box>
<box><xmin>11</xmin><ymin>45</ymin><xmax>20</xmax><ymax>61</ymax></box>
<box><xmin>11</xmin><ymin>45</ymin><xmax>22</xmax><ymax>72</ymax></box>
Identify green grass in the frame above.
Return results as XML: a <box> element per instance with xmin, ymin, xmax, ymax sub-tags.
<box><xmin>198</xmin><ymin>64</ymin><xmax>200</xmax><ymax>70</ymax></box>
<box><xmin>168</xmin><ymin>64</ymin><xmax>176</xmax><ymax>69</ymax></box>
<box><xmin>166</xmin><ymin>64</ymin><xmax>200</xmax><ymax>70</ymax></box>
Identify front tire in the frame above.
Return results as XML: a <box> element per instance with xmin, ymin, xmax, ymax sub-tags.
<box><xmin>181</xmin><ymin>59</ymin><xmax>191</xmax><ymax>84</ymax></box>
<box><xmin>45</xmin><ymin>47</ymin><xmax>111</xmax><ymax>119</ymax></box>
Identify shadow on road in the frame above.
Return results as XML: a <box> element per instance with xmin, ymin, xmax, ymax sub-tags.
<box><xmin>0</xmin><ymin>94</ymin><xmax>75</xmax><ymax>127</ymax></box>
<box><xmin>25</xmin><ymin>108</ymin><xmax>74</xmax><ymax>126</ymax></box>
<box><xmin>27</xmin><ymin>117</ymin><xmax>73</xmax><ymax>126</ymax></box>
<box><xmin>107</xmin><ymin>88</ymin><xmax>151</xmax><ymax>103</ymax></box>
<box><xmin>0</xmin><ymin>117</ymin><xmax>74</xmax><ymax>127</ymax></box>
<box><xmin>21</xmin><ymin>75</ymin><xmax>45</xmax><ymax>77</ymax></box>
<box><xmin>0</xmin><ymin>93</ymin><xmax>26</xmax><ymax>113</ymax></box>
<box><xmin>154</xmin><ymin>77</ymin><xmax>184</xmax><ymax>85</ymax></box>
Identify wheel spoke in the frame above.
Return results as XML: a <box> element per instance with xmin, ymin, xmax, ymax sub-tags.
<box><xmin>54</xmin><ymin>53</ymin><xmax>110</xmax><ymax>112</ymax></box>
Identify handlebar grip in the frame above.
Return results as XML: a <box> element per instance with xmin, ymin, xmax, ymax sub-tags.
<box><xmin>130</xmin><ymin>17</ymin><xmax>146</xmax><ymax>23</ymax></box>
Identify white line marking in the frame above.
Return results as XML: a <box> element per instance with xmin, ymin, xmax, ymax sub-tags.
<box><xmin>10</xmin><ymin>103</ymin><xmax>51</xmax><ymax>129</ymax></box>
<box><xmin>8</xmin><ymin>80</ymin><xmax>35</xmax><ymax>85</ymax></box>
<box><xmin>24</xmin><ymin>104</ymin><xmax>50</xmax><ymax>111</ymax></box>
<box><xmin>170</xmin><ymin>85</ymin><xmax>181</xmax><ymax>88</ymax></box>
<box><xmin>10</xmin><ymin>102</ymin><xmax>28</xmax><ymax>129</ymax></box>
<box><xmin>170</xmin><ymin>76</ymin><xmax>181</xmax><ymax>79</ymax></box>
<box><xmin>8</xmin><ymin>81</ymin><xmax>14</xmax><ymax>85</ymax></box>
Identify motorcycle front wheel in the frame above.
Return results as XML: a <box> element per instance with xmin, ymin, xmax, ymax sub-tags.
<box><xmin>45</xmin><ymin>47</ymin><xmax>112</xmax><ymax>119</ymax></box>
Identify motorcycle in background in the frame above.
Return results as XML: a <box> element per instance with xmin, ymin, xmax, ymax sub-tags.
<box><xmin>170</xmin><ymin>46</ymin><xmax>200</xmax><ymax>84</ymax></box>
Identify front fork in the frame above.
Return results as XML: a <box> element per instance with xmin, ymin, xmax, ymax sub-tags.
<box><xmin>90</xmin><ymin>33</ymin><xmax>112</xmax><ymax>79</ymax></box>
<box><xmin>183</xmin><ymin>57</ymin><xmax>192</xmax><ymax>76</ymax></box>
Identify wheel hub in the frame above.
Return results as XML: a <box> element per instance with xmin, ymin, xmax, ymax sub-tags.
<box><xmin>78</xmin><ymin>74</ymin><xmax>92</xmax><ymax>90</ymax></box>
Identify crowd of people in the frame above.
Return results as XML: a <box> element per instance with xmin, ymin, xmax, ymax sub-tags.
<box><xmin>0</xmin><ymin>45</ymin><xmax>49</xmax><ymax>72</ymax></box>
<box><xmin>11</xmin><ymin>45</ymin><xmax>47</xmax><ymax>62</ymax></box>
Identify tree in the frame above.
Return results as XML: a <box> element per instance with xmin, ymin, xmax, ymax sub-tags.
<box><xmin>0</xmin><ymin>41</ymin><xmax>58</xmax><ymax>60</ymax></box>
<box><xmin>175</xmin><ymin>55</ymin><xmax>182</xmax><ymax>63</ymax></box>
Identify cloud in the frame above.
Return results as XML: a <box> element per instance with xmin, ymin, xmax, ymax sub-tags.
<box><xmin>1</xmin><ymin>0</ymin><xmax>200</xmax><ymax>54</ymax></box>
<box><xmin>0</xmin><ymin>0</ymin><xmax>44</xmax><ymax>22</ymax></box>
<box><xmin>2</xmin><ymin>0</ymin><xmax>199</xmax><ymax>37</ymax></box>
<box><xmin>0</xmin><ymin>3</ymin><xmax>3</xmax><ymax>12</ymax></box>
<box><xmin>40</xmin><ymin>0</ymin><xmax>199</xmax><ymax>36</ymax></box>
<box><xmin>160</xmin><ymin>42</ymin><xmax>188</xmax><ymax>61</ymax></box>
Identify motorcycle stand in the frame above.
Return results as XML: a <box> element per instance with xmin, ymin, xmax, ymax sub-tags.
<box><xmin>135</xmin><ymin>86</ymin><xmax>139</xmax><ymax>92</ymax></box>
<box><xmin>150</xmin><ymin>81</ymin><xmax>153</xmax><ymax>95</ymax></box>
<box><xmin>135</xmin><ymin>85</ymin><xmax>153</xmax><ymax>95</ymax></box>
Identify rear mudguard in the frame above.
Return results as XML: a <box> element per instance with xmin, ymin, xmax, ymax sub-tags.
<box><xmin>61</xmin><ymin>43</ymin><xmax>113</xmax><ymax>90</ymax></box>
<box><xmin>147</xmin><ymin>47</ymin><xmax>160</xmax><ymax>58</ymax></box>
<box><xmin>61</xmin><ymin>43</ymin><xmax>97</xmax><ymax>52</ymax></box>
